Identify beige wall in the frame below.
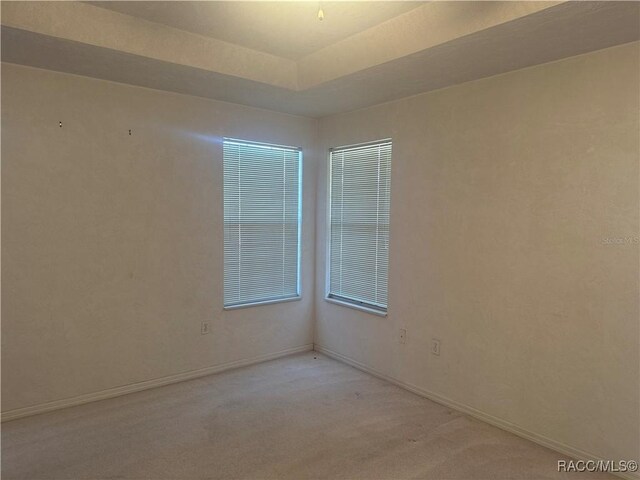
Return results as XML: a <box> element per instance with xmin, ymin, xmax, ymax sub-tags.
<box><xmin>1</xmin><ymin>64</ymin><xmax>317</xmax><ymax>413</ymax></box>
<box><xmin>2</xmin><ymin>41</ymin><xmax>638</xmax><ymax>465</ymax></box>
<box><xmin>315</xmin><ymin>42</ymin><xmax>639</xmax><ymax>462</ymax></box>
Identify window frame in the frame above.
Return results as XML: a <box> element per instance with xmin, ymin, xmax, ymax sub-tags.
<box><xmin>222</xmin><ymin>137</ymin><xmax>303</xmax><ymax>310</ymax></box>
<box><xmin>324</xmin><ymin>139</ymin><xmax>392</xmax><ymax>317</ymax></box>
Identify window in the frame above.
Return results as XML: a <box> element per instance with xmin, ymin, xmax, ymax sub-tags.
<box><xmin>223</xmin><ymin>138</ymin><xmax>301</xmax><ymax>308</ymax></box>
<box><xmin>327</xmin><ymin>140</ymin><xmax>392</xmax><ymax>313</ymax></box>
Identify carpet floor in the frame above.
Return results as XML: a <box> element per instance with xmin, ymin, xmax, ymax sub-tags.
<box><xmin>1</xmin><ymin>352</ymin><xmax>614</xmax><ymax>480</ymax></box>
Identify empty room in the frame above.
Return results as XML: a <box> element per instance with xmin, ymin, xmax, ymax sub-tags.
<box><xmin>1</xmin><ymin>1</ymin><xmax>639</xmax><ymax>479</ymax></box>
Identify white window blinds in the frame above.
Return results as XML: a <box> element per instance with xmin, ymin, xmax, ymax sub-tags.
<box><xmin>328</xmin><ymin>140</ymin><xmax>392</xmax><ymax>312</ymax></box>
<box><xmin>223</xmin><ymin>139</ymin><xmax>301</xmax><ymax>307</ymax></box>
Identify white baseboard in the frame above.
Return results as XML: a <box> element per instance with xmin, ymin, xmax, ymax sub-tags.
<box><xmin>314</xmin><ymin>344</ymin><xmax>639</xmax><ymax>480</ymax></box>
<box><xmin>2</xmin><ymin>344</ymin><xmax>313</xmax><ymax>423</ymax></box>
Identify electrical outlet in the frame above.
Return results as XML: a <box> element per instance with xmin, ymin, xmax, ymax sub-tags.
<box><xmin>399</xmin><ymin>328</ymin><xmax>407</xmax><ymax>344</ymax></box>
<box><xmin>201</xmin><ymin>321</ymin><xmax>210</xmax><ymax>335</ymax></box>
<box><xmin>431</xmin><ymin>338</ymin><xmax>441</xmax><ymax>356</ymax></box>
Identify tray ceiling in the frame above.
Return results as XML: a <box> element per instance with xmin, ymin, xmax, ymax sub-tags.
<box><xmin>2</xmin><ymin>1</ymin><xmax>638</xmax><ymax>117</ymax></box>
<box><xmin>88</xmin><ymin>1</ymin><xmax>424</xmax><ymax>60</ymax></box>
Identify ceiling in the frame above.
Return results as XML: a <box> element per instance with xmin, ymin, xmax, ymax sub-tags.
<box><xmin>88</xmin><ymin>1</ymin><xmax>424</xmax><ymax>60</ymax></box>
<box><xmin>2</xmin><ymin>1</ymin><xmax>639</xmax><ymax>117</ymax></box>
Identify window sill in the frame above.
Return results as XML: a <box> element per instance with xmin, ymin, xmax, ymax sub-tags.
<box><xmin>324</xmin><ymin>297</ymin><xmax>387</xmax><ymax>317</ymax></box>
<box><xmin>224</xmin><ymin>295</ymin><xmax>301</xmax><ymax>311</ymax></box>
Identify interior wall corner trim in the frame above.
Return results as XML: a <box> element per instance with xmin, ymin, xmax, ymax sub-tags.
<box><xmin>312</xmin><ymin>344</ymin><xmax>640</xmax><ymax>480</ymax></box>
<box><xmin>1</xmin><ymin>344</ymin><xmax>314</xmax><ymax>423</ymax></box>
